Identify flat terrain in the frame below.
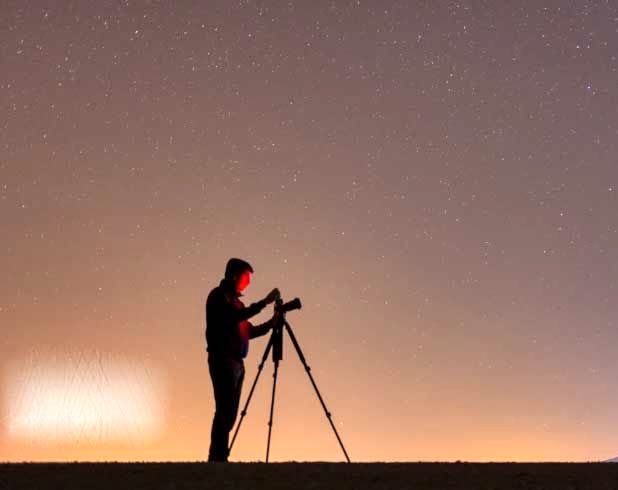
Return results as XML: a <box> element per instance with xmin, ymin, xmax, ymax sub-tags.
<box><xmin>2</xmin><ymin>462</ymin><xmax>618</xmax><ymax>490</ymax></box>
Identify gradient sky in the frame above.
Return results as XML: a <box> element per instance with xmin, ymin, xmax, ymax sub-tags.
<box><xmin>1</xmin><ymin>1</ymin><xmax>617</xmax><ymax>462</ymax></box>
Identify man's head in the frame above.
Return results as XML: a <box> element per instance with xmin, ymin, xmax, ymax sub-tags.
<box><xmin>224</xmin><ymin>258</ymin><xmax>254</xmax><ymax>294</ymax></box>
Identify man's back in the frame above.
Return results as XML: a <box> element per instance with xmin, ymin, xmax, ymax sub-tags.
<box><xmin>206</xmin><ymin>281</ymin><xmax>236</xmax><ymax>360</ymax></box>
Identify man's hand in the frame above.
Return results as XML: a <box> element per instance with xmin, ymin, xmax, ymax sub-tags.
<box><xmin>264</xmin><ymin>288</ymin><xmax>280</xmax><ymax>304</ymax></box>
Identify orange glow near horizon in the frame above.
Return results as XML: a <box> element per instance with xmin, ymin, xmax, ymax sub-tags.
<box><xmin>1</xmin><ymin>268</ymin><xmax>616</xmax><ymax>463</ymax></box>
<box><xmin>1</xmin><ymin>336</ymin><xmax>613</xmax><ymax>463</ymax></box>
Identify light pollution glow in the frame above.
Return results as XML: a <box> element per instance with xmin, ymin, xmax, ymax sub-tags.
<box><xmin>3</xmin><ymin>349</ymin><xmax>167</xmax><ymax>444</ymax></box>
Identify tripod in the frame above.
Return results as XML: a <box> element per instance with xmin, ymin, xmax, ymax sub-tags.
<box><xmin>228</xmin><ymin>299</ymin><xmax>351</xmax><ymax>462</ymax></box>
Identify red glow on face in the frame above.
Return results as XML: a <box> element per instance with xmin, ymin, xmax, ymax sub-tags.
<box><xmin>236</xmin><ymin>270</ymin><xmax>251</xmax><ymax>293</ymax></box>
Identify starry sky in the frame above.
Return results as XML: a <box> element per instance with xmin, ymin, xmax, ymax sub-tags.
<box><xmin>1</xmin><ymin>1</ymin><xmax>617</xmax><ymax>463</ymax></box>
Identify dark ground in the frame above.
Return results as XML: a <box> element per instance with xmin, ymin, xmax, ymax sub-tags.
<box><xmin>2</xmin><ymin>462</ymin><xmax>618</xmax><ymax>490</ymax></box>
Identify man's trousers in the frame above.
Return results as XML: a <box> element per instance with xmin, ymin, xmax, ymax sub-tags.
<box><xmin>207</xmin><ymin>357</ymin><xmax>245</xmax><ymax>462</ymax></box>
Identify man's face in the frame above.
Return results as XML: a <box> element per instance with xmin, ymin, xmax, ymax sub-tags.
<box><xmin>235</xmin><ymin>270</ymin><xmax>251</xmax><ymax>293</ymax></box>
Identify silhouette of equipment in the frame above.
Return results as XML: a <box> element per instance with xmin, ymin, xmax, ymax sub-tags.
<box><xmin>228</xmin><ymin>296</ymin><xmax>351</xmax><ymax>463</ymax></box>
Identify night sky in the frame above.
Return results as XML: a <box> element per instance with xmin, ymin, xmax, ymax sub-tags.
<box><xmin>1</xmin><ymin>1</ymin><xmax>617</xmax><ymax>462</ymax></box>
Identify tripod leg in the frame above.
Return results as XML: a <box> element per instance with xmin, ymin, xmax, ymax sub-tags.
<box><xmin>284</xmin><ymin>320</ymin><xmax>351</xmax><ymax>462</ymax></box>
<box><xmin>266</xmin><ymin>359</ymin><xmax>280</xmax><ymax>463</ymax></box>
<box><xmin>228</xmin><ymin>334</ymin><xmax>273</xmax><ymax>456</ymax></box>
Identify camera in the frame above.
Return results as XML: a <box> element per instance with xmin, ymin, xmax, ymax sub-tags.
<box><xmin>275</xmin><ymin>297</ymin><xmax>302</xmax><ymax>313</ymax></box>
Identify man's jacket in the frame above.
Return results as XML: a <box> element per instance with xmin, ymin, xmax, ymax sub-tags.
<box><xmin>205</xmin><ymin>278</ymin><xmax>272</xmax><ymax>361</ymax></box>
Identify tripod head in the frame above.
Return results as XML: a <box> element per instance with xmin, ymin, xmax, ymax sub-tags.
<box><xmin>272</xmin><ymin>296</ymin><xmax>302</xmax><ymax>362</ymax></box>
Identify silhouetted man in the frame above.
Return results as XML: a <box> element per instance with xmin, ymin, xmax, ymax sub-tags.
<box><xmin>205</xmin><ymin>257</ymin><xmax>280</xmax><ymax>462</ymax></box>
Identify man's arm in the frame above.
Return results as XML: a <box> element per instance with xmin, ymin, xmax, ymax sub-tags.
<box><xmin>248</xmin><ymin>318</ymin><xmax>273</xmax><ymax>339</ymax></box>
<box><xmin>249</xmin><ymin>309</ymin><xmax>281</xmax><ymax>339</ymax></box>
<box><xmin>210</xmin><ymin>287</ymin><xmax>278</xmax><ymax>324</ymax></box>
<box><xmin>230</xmin><ymin>298</ymin><xmax>268</xmax><ymax>322</ymax></box>
<box><xmin>226</xmin><ymin>287</ymin><xmax>279</xmax><ymax>322</ymax></box>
